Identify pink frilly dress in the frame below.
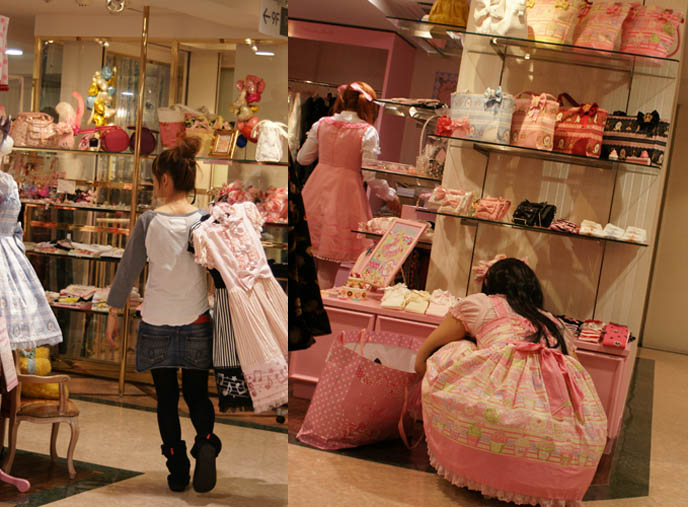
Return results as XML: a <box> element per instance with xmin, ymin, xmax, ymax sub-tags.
<box><xmin>302</xmin><ymin>117</ymin><xmax>372</xmax><ymax>262</ymax></box>
<box><xmin>192</xmin><ymin>202</ymin><xmax>287</xmax><ymax>413</ymax></box>
<box><xmin>422</xmin><ymin>293</ymin><xmax>607</xmax><ymax>507</ymax></box>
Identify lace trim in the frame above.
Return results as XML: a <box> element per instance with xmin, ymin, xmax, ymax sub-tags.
<box><xmin>428</xmin><ymin>451</ymin><xmax>582</xmax><ymax>507</ymax></box>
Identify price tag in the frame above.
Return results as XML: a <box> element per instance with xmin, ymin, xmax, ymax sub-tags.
<box><xmin>57</xmin><ymin>179</ymin><xmax>77</xmax><ymax>195</ymax></box>
<box><xmin>259</xmin><ymin>0</ymin><xmax>287</xmax><ymax>39</ymax></box>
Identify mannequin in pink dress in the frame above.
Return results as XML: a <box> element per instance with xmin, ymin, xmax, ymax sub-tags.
<box><xmin>298</xmin><ymin>81</ymin><xmax>400</xmax><ymax>288</ymax></box>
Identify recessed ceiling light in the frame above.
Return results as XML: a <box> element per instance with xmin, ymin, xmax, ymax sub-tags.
<box><xmin>5</xmin><ymin>49</ymin><xmax>23</xmax><ymax>56</ymax></box>
<box><xmin>255</xmin><ymin>51</ymin><xmax>275</xmax><ymax>56</ymax></box>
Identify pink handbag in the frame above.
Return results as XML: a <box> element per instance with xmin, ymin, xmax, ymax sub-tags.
<box><xmin>296</xmin><ymin>330</ymin><xmax>422</xmax><ymax>450</ymax></box>
<box><xmin>553</xmin><ymin>93</ymin><xmax>608</xmax><ymax>158</ymax></box>
<box><xmin>526</xmin><ymin>0</ymin><xmax>582</xmax><ymax>44</ymax></box>
<box><xmin>10</xmin><ymin>113</ymin><xmax>74</xmax><ymax>149</ymax></box>
<box><xmin>510</xmin><ymin>92</ymin><xmax>559</xmax><ymax>151</ymax></box>
<box><xmin>621</xmin><ymin>4</ymin><xmax>684</xmax><ymax>58</ymax></box>
<box><xmin>574</xmin><ymin>1</ymin><xmax>631</xmax><ymax>50</ymax></box>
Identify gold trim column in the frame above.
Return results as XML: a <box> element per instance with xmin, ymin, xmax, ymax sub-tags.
<box><xmin>31</xmin><ymin>38</ymin><xmax>42</xmax><ymax>112</ymax></box>
<box><xmin>119</xmin><ymin>5</ymin><xmax>150</xmax><ymax>395</ymax></box>
<box><xmin>170</xmin><ymin>41</ymin><xmax>179</xmax><ymax>104</ymax></box>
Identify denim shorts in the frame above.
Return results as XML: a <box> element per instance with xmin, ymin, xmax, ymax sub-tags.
<box><xmin>136</xmin><ymin>319</ymin><xmax>213</xmax><ymax>372</ymax></box>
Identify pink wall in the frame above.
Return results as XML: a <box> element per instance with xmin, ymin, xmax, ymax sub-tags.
<box><xmin>289</xmin><ymin>20</ymin><xmax>416</xmax><ymax>161</ymax></box>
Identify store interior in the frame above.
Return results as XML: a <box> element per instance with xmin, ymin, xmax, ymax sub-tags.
<box><xmin>0</xmin><ymin>1</ymin><xmax>287</xmax><ymax>504</ymax></box>
<box><xmin>288</xmin><ymin>0</ymin><xmax>688</xmax><ymax>505</ymax></box>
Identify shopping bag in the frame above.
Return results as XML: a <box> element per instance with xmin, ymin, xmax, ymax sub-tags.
<box><xmin>621</xmin><ymin>4</ymin><xmax>684</xmax><ymax>58</ymax></box>
<box><xmin>526</xmin><ymin>0</ymin><xmax>582</xmax><ymax>44</ymax></box>
<box><xmin>574</xmin><ymin>1</ymin><xmax>631</xmax><ymax>51</ymax></box>
<box><xmin>450</xmin><ymin>87</ymin><xmax>515</xmax><ymax>143</ymax></box>
<box><xmin>296</xmin><ymin>329</ymin><xmax>423</xmax><ymax>450</ymax></box>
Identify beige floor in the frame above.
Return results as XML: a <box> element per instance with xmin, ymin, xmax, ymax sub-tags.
<box><xmin>5</xmin><ymin>399</ymin><xmax>287</xmax><ymax>507</ymax></box>
<box><xmin>288</xmin><ymin>347</ymin><xmax>688</xmax><ymax>507</ymax></box>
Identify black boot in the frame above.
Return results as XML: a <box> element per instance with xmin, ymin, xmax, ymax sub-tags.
<box><xmin>161</xmin><ymin>441</ymin><xmax>190</xmax><ymax>492</ymax></box>
<box><xmin>190</xmin><ymin>433</ymin><xmax>222</xmax><ymax>493</ymax></box>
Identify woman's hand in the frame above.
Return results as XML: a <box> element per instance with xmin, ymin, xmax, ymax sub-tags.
<box><xmin>414</xmin><ymin>351</ymin><xmax>428</xmax><ymax>377</ymax></box>
<box><xmin>106</xmin><ymin>310</ymin><xmax>120</xmax><ymax>348</ymax></box>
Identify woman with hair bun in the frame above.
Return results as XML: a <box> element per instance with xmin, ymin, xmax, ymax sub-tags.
<box><xmin>106</xmin><ymin>136</ymin><xmax>221</xmax><ymax>494</ymax></box>
<box><xmin>298</xmin><ymin>81</ymin><xmax>401</xmax><ymax>288</ymax></box>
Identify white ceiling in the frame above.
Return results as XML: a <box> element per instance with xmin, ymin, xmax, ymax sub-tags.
<box><xmin>288</xmin><ymin>0</ymin><xmax>396</xmax><ymax>31</ymax></box>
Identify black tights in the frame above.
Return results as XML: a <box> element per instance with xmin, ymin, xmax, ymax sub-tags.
<box><xmin>151</xmin><ymin>368</ymin><xmax>215</xmax><ymax>446</ymax></box>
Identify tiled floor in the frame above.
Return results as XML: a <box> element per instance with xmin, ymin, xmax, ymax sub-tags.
<box><xmin>0</xmin><ymin>377</ymin><xmax>287</xmax><ymax>506</ymax></box>
<box><xmin>288</xmin><ymin>347</ymin><xmax>687</xmax><ymax>506</ymax></box>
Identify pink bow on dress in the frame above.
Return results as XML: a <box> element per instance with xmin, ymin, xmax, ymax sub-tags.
<box><xmin>473</xmin><ymin>254</ymin><xmax>529</xmax><ymax>282</ymax></box>
<box><xmin>508</xmin><ymin>340</ymin><xmax>585</xmax><ymax>421</ymax></box>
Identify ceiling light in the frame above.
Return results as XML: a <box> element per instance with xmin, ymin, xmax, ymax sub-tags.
<box><xmin>5</xmin><ymin>49</ymin><xmax>23</xmax><ymax>56</ymax></box>
<box><xmin>255</xmin><ymin>51</ymin><xmax>275</xmax><ymax>56</ymax></box>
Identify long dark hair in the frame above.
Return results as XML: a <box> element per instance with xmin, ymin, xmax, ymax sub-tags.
<box><xmin>481</xmin><ymin>258</ymin><xmax>568</xmax><ymax>355</ymax></box>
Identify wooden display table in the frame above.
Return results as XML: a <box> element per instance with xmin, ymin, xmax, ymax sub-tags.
<box><xmin>289</xmin><ymin>293</ymin><xmax>637</xmax><ymax>452</ymax></box>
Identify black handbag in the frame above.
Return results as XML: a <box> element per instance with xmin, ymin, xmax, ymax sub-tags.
<box><xmin>512</xmin><ymin>200</ymin><xmax>557</xmax><ymax>227</ymax></box>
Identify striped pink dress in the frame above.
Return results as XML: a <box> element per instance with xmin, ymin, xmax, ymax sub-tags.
<box><xmin>422</xmin><ymin>293</ymin><xmax>607</xmax><ymax>506</ymax></box>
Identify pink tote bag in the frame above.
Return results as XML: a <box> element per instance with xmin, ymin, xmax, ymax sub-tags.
<box><xmin>296</xmin><ymin>330</ymin><xmax>423</xmax><ymax>450</ymax></box>
<box><xmin>621</xmin><ymin>4</ymin><xmax>684</xmax><ymax>58</ymax></box>
<box><xmin>510</xmin><ymin>92</ymin><xmax>559</xmax><ymax>151</ymax></box>
<box><xmin>526</xmin><ymin>0</ymin><xmax>581</xmax><ymax>44</ymax></box>
<box><xmin>574</xmin><ymin>1</ymin><xmax>632</xmax><ymax>50</ymax></box>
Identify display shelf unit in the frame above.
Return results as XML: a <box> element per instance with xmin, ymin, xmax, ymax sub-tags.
<box><xmin>429</xmin><ymin>135</ymin><xmax>663</xmax><ymax>174</ymax></box>
<box><xmin>386</xmin><ymin>17</ymin><xmax>680</xmax><ymax>77</ymax></box>
<box><xmin>361</xmin><ymin>164</ymin><xmax>442</xmax><ymax>183</ymax></box>
<box><xmin>7</xmin><ymin>8</ymin><xmax>288</xmax><ymax>394</ymax></box>
<box><xmin>375</xmin><ymin>98</ymin><xmax>447</xmax><ymax>124</ymax></box>
<box><xmin>414</xmin><ymin>207</ymin><xmax>648</xmax><ymax>247</ymax></box>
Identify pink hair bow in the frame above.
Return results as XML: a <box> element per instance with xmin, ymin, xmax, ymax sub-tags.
<box><xmin>338</xmin><ymin>82</ymin><xmax>374</xmax><ymax>102</ymax></box>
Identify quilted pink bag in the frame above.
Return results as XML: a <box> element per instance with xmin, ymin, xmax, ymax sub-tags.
<box><xmin>621</xmin><ymin>4</ymin><xmax>684</xmax><ymax>58</ymax></box>
<box><xmin>10</xmin><ymin>112</ymin><xmax>74</xmax><ymax>149</ymax></box>
<box><xmin>510</xmin><ymin>92</ymin><xmax>559</xmax><ymax>151</ymax></box>
<box><xmin>296</xmin><ymin>330</ymin><xmax>422</xmax><ymax>450</ymax></box>
<box><xmin>526</xmin><ymin>0</ymin><xmax>582</xmax><ymax>44</ymax></box>
<box><xmin>574</xmin><ymin>1</ymin><xmax>631</xmax><ymax>50</ymax></box>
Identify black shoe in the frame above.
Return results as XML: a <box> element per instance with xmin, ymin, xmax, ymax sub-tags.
<box><xmin>190</xmin><ymin>433</ymin><xmax>222</xmax><ymax>493</ymax></box>
<box><xmin>161</xmin><ymin>441</ymin><xmax>190</xmax><ymax>492</ymax></box>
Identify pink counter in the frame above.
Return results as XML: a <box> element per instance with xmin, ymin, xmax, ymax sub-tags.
<box><xmin>289</xmin><ymin>294</ymin><xmax>637</xmax><ymax>452</ymax></box>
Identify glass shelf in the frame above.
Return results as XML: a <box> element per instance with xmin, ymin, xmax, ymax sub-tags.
<box><xmin>416</xmin><ymin>207</ymin><xmax>648</xmax><ymax>247</ymax></box>
<box><xmin>430</xmin><ymin>134</ymin><xmax>662</xmax><ymax>174</ymax></box>
<box><xmin>28</xmin><ymin>220</ymin><xmax>130</xmax><ymax>236</ymax></box>
<box><xmin>387</xmin><ymin>17</ymin><xmax>679</xmax><ymax>77</ymax></box>
<box><xmin>353</xmin><ymin>229</ymin><xmax>433</xmax><ymax>249</ymax></box>
<box><xmin>26</xmin><ymin>249</ymin><xmax>122</xmax><ymax>263</ymax></box>
<box><xmin>362</xmin><ymin>164</ymin><xmax>442</xmax><ymax>183</ymax></box>
<box><xmin>375</xmin><ymin>99</ymin><xmax>447</xmax><ymax>123</ymax></box>
<box><xmin>21</xmin><ymin>200</ymin><xmax>147</xmax><ymax>214</ymax></box>
<box><xmin>8</xmin><ymin>146</ymin><xmax>288</xmax><ymax>166</ymax></box>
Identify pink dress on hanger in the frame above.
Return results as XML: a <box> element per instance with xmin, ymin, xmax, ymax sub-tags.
<box><xmin>302</xmin><ymin>117</ymin><xmax>372</xmax><ymax>262</ymax></box>
<box><xmin>192</xmin><ymin>202</ymin><xmax>287</xmax><ymax>413</ymax></box>
<box><xmin>422</xmin><ymin>294</ymin><xmax>607</xmax><ymax>507</ymax></box>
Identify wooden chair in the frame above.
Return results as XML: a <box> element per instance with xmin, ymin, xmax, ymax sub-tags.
<box><xmin>0</xmin><ymin>352</ymin><xmax>80</xmax><ymax>479</ymax></box>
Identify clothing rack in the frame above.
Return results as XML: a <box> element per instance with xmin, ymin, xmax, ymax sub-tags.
<box><xmin>288</xmin><ymin>78</ymin><xmax>382</xmax><ymax>96</ymax></box>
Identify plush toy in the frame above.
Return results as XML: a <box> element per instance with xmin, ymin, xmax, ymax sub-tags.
<box><xmin>18</xmin><ymin>347</ymin><xmax>66</xmax><ymax>399</ymax></box>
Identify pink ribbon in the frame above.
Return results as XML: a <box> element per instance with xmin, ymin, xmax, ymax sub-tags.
<box><xmin>338</xmin><ymin>82</ymin><xmax>374</xmax><ymax>102</ymax></box>
<box><xmin>508</xmin><ymin>341</ymin><xmax>585</xmax><ymax>421</ymax></box>
<box><xmin>472</xmin><ymin>254</ymin><xmax>529</xmax><ymax>282</ymax></box>
<box><xmin>530</xmin><ymin>93</ymin><xmax>547</xmax><ymax>112</ymax></box>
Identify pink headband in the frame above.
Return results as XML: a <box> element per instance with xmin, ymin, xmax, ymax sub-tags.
<box><xmin>337</xmin><ymin>82</ymin><xmax>373</xmax><ymax>102</ymax></box>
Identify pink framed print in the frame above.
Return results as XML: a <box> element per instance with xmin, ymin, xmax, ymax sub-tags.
<box><xmin>360</xmin><ymin>219</ymin><xmax>428</xmax><ymax>288</ymax></box>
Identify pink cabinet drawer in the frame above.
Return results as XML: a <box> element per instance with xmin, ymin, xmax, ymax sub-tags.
<box><xmin>289</xmin><ymin>306</ymin><xmax>375</xmax><ymax>398</ymax></box>
<box><xmin>375</xmin><ymin>315</ymin><xmax>436</xmax><ymax>341</ymax></box>
<box><xmin>576</xmin><ymin>350</ymin><xmax>624</xmax><ymax>439</ymax></box>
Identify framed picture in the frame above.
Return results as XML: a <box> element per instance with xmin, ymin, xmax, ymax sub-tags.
<box><xmin>360</xmin><ymin>219</ymin><xmax>428</xmax><ymax>288</ymax></box>
<box><xmin>210</xmin><ymin>129</ymin><xmax>239</xmax><ymax>158</ymax></box>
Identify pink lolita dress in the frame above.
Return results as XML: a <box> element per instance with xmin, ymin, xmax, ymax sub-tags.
<box><xmin>192</xmin><ymin>202</ymin><xmax>287</xmax><ymax>413</ymax></box>
<box><xmin>422</xmin><ymin>293</ymin><xmax>607</xmax><ymax>506</ymax></box>
<box><xmin>302</xmin><ymin>117</ymin><xmax>372</xmax><ymax>262</ymax></box>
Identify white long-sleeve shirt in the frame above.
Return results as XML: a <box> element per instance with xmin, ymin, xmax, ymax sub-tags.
<box><xmin>296</xmin><ymin>111</ymin><xmax>396</xmax><ymax>202</ymax></box>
